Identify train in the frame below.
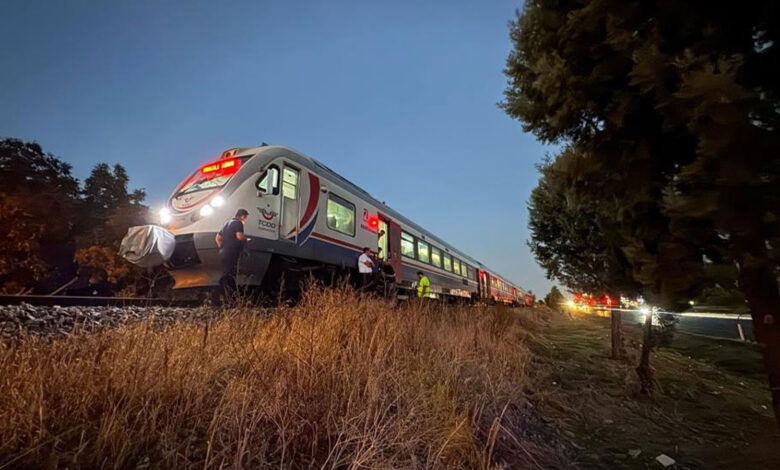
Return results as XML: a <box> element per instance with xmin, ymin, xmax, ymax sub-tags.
<box><xmin>124</xmin><ymin>144</ymin><xmax>532</xmax><ymax>305</ymax></box>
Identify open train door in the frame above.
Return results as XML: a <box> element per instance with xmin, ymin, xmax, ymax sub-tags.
<box><xmin>479</xmin><ymin>270</ymin><xmax>490</xmax><ymax>300</ymax></box>
<box><xmin>385</xmin><ymin>218</ymin><xmax>402</xmax><ymax>282</ymax></box>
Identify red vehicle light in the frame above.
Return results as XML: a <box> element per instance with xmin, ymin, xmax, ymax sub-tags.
<box><xmin>201</xmin><ymin>158</ymin><xmax>240</xmax><ymax>175</ymax></box>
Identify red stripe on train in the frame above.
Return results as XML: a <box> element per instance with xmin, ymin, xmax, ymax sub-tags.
<box><xmin>287</xmin><ymin>174</ymin><xmax>321</xmax><ymax>237</ymax></box>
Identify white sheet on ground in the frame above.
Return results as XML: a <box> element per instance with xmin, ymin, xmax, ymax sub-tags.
<box><xmin>119</xmin><ymin>225</ymin><xmax>176</xmax><ymax>267</ymax></box>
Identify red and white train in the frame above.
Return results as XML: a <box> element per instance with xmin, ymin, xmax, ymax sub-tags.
<box><xmin>148</xmin><ymin>144</ymin><xmax>532</xmax><ymax>304</ymax></box>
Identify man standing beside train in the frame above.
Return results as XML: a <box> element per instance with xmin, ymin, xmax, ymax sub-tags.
<box><xmin>213</xmin><ymin>208</ymin><xmax>249</xmax><ymax>305</ymax></box>
<box><xmin>358</xmin><ymin>247</ymin><xmax>375</xmax><ymax>290</ymax></box>
<box><xmin>417</xmin><ymin>271</ymin><xmax>431</xmax><ymax>299</ymax></box>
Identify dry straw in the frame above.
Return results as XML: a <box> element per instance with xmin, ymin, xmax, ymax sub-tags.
<box><xmin>0</xmin><ymin>285</ymin><xmax>565</xmax><ymax>469</ymax></box>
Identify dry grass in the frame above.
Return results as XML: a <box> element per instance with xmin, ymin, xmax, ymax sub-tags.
<box><xmin>526</xmin><ymin>316</ymin><xmax>780</xmax><ymax>469</ymax></box>
<box><xmin>0</xmin><ymin>286</ymin><xmax>568</xmax><ymax>469</ymax></box>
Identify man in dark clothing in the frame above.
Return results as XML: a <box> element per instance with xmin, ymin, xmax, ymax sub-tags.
<box><xmin>212</xmin><ymin>208</ymin><xmax>249</xmax><ymax>305</ymax></box>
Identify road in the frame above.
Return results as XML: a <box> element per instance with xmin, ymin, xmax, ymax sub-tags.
<box><xmin>619</xmin><ymin>309</ymin><xmax>755</xmax><ymax>341</ymax></box>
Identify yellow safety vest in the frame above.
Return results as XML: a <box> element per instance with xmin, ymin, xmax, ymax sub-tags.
<box><xmin>417</xmin><ymin>276</ymin><xmax>431</xmax><ymax>298</ymax></box>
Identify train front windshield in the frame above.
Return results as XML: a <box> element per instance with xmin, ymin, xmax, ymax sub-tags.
<box><xmin>175</xmin><ymin>157</ymin><xmax>246</xmax><ymax>197</ymax></box>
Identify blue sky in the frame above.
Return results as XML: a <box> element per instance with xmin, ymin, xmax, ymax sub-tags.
<box><xmin>1</xmin><ymin>0</ymin><xmax>556</xmax><ymax>297</ymax></box>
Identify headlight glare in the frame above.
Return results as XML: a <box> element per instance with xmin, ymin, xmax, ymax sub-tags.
<box><xmin>199</xmin><ymin>205</ymin><xmax>214</xmax><ymax>217</ymax></box>
<box><xmin>159</xmin><ymin>208</ymin><xmax>171</xmax><ymax>225</ymax></box>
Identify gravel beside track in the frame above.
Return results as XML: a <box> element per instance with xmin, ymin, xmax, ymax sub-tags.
<box><xmin>0</xmin><ymin>303</ymin><xmax>221</xmax><ymax>340</ymax></box>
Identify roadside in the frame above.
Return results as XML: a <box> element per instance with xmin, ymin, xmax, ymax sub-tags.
<box><xmin>525</xmin><ymin>312</ymin><xmax>780</xmax><ymax>469</ymax></box>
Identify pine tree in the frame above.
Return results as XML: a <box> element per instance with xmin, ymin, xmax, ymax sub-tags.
<box><xmin>529</xmin><ymin>152</ymin><xmax>640</xmax><ymax>359</ymax></box>
<box><xmin>76</xmin><ymin>163</ymin><xmax>150</xmax><ymax>289</ymax></box>
<box><xmin>504</xmin><ymin>0</ymin><xmax>780</xmax><ymax>421</ymax></box>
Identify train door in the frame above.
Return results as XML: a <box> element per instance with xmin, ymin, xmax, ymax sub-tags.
<box><xmin>279</xmin><ymin>164</ymin><xmax>300</xmax><ymax>242</ymax></box>
<box><xmin>377</xmin><ymin>220</ymin><xmax>388</xmax><ymax>261</ymax></box>
<box><xmin>479</xmin><ymin>270</ymin><xmax>489</xmax><ymax>299</ymax></box>
<box><xmin>386</xmin><ymin>219</ymin><xmax>402</xmax><ymax>281</ymax></box>
<box><xmin>254</xmin><ymin>165</ymin><xmax>281</xmax><ymax>240</ymax></box>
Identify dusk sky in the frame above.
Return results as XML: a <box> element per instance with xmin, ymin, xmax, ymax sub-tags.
<box><xmin>1</xmin><ymin>0</ymin><xmax>557</xmax><ymax>297</ymax></box>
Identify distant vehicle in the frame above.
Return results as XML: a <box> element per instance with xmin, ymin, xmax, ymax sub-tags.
<box><xmin>135</xmin><ymin>144</ymin><xmax>529</xmax><ymax>304</ymax></box>
<box><xmin>567</xmin><ymin>293</ymin><xmax>615</xmax><ymax>313</ymax></box>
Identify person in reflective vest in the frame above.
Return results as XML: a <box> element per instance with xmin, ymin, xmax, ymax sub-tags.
<box><xmin>417</xmin><ymin>271</ymin><xmax>431</xmax><ymax>298</ymax></box>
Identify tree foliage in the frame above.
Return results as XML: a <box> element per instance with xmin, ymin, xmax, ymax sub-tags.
<box><xmin>82</xmin><ymin>164</ymin><xmax>145</xmax><ymax>223</ymax></box>
<box><xmin>505</xmin><ymin>0</ymin><xmax>780</xmax><ymax>416</ymax></box>
<box><xmin>0</xmin><ymin>138</ymin><xmax>152</xmax><ymax>294</ymax></box>
<box><xmin>529</xmin><ymin>152</ymin><xmax>640</xmax><ymax>298</ymax></box>
<box><xmin>543</xmin><ymin>286</ymin><xmax>564</xmax><ymax>309</ymax></box>
<box><xmin>505</xmin><ymin>0</ymin><xmax>778</xmax><ymax>304</ymax></box>
<box><xmin>529</xmin><ymin>150</ymin><xmax>640</xmax><ymax>359</ymax></box>
<box><xmin>0</xmin><ymin>140</ymin><xmax>80</xmax><ymax>293</ymax></box>
<box><xmin>75</xmin><ymin>164</ymin><xmax>150</xmax><ymax>289</ymax></box>
<box><xmin>696</xmin><ymin>285</ymin><xmax>747</xmax><ymax>308</ymax></box>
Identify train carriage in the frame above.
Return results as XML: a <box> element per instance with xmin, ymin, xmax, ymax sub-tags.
<box><xmin>140</xmin><ymin>144</ymin><xmax>529</xmax><ymax>303</ymax></box>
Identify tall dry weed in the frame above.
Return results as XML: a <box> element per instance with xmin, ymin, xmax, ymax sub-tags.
<box><xmin>0</xmin><ymin>286</ymin><xmax>566</xmax><ymax>469</ymax></box>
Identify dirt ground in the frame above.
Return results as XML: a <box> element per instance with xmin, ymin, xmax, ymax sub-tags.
<box><xmin>526</xmin><ymin>311</ymin><xmax>780</xmax><ymax>469</ymax></box>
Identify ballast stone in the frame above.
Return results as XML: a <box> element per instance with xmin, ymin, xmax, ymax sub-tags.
<box><xmin>0</xmin><ymin>304</ymin><xmax>219</xmax><ymax>340</ymax></box>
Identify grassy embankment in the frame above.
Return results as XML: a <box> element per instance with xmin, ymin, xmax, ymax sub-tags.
<box><xmin>2</xmin><ymin>287</ymin><xmax>777</xmax><ymax>469</ymax></box>
<box><xmin>0</xmin><ymin>287</ymin><xmax>569</xmax><ymax>469</ymax></box>
<box><xmin>527</xmin><ymin>312</ymin><xmax>780</xmax><ymax>469</ymax></box>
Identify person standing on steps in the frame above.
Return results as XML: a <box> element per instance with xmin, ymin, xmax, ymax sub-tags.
<box><xmin>212</xmin><ymin>208</ymin><xmax>249</xmax><ymax>305</ymax></box>
<box><xmin>358</xmin><ymin>247</ymin><xmax>375</xmax><ymax>290</ymax></box>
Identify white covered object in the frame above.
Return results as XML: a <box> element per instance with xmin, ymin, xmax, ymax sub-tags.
<box><xmin>120</xmin><ymin>225</ymin><xmax>176</xmax><ymax>267</ymax></box>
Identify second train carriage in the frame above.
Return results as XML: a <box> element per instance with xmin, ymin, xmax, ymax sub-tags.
<box><xmin>151</xmin><ymin>144</ymin><xmax>529</xmax><ymax>304</ymax></box>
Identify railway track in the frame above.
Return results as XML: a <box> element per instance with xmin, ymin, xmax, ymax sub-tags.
<box><xmin>0</xmin><ymin>294</ymin><xmax>203</xmax><ymax>308</ymax></box>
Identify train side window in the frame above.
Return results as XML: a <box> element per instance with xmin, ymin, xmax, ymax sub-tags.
<box><xmin>256</xmin><ymin>166</ymin><xmax>280</xmax><ymax>195</ymax></box>
<box><xmin>453</xmin><ymin>259</ymin><xmax>461</xmax><ymax>276</ymax></box>
<box><xmin>326</xmin><ymin>193</ymin><xmax>355</xmax><ymax>236</ymax></box>
<box><xmin>430</xmin><ymin>246</ymin><xmax>441</xmax><ymax>268</ymax></box>
<box><xmin>282</xmin><ymin>167</ymin><xmax>298</xmax><ymax>200</ymax></box>
<box><xmin>417</xmin><ymin>240</ymin><xmax>430</xmax><ymax>264</ymax></box>
<box><xmin>401</xmin><ymin>231</ymin><xmax>415</xmax><ymax>258</ymax></box>
<box><xmin>466</xmin><ymin>265</ymin><xmax>474</xmax><ymax>280</ymax></box>
<box><xmin>443</xmin><ymin>254</ymin><xmax>452</xmax><ymax>271</ymax></box>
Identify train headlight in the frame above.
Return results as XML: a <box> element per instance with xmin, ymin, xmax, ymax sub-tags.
<box><xmin>199</xmin><ymin>205</ymin><xmax>214</xmax><ymax>217</ymax></box>
<box><xmin>209</xmin><ymin>195</ymin><xmax>225</xmax><ymax>208</ymax></box>
<box><xmin>159</xmin><ymin>208</ymin><xmax>171</xmax><ymax>225</ymax></box>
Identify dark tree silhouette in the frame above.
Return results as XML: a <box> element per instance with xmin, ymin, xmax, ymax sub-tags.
<box><xmin>504</xmin><ymin>0</ymin><xmax>780</xmax><ymax>419</ymax></box>
<box><xmin>0</xmin><ymin>139</ymin><xmax>80</xmax><ymax>293</ymax></box>
<box><xmin>529</xmin><ymin>152</ymin><xmax>640</xmax><ymax>359</ymax></box>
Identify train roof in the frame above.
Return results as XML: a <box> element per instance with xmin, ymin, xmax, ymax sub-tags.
<box><xmin>230</xmin><ymin>144</ymin><xmax>528</xmax><ymax>294</ymax></box>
